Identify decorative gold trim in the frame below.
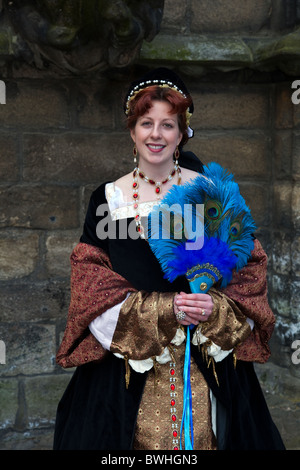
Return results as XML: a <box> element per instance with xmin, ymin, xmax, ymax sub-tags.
<box><xmin>187</xmin><ymin>272</ymin><xmax>216</xmax><ymax>285</ymax></box>
<box><xmin>152</xmin><ymin>356</ymin><xmax>159</xmax><ymax>389</ymax></box>
<box><xmin>124</xmin><ymin>355</ymin><xmax>131</xmax><ymax>389</ymax></box>
<box><xmin>200</xmin><ymin>342</ymin><xmax>219</xmax><ymax>387</ymax></box>
<box><xmin>186</xmin><ymin>263</ymin><xmax>222</xmax><ymax>279</ymax></box>
<box><xmin>233</xmin><ymin>351</ymin><xmax>237</xmax><ymax>369</ymax></box>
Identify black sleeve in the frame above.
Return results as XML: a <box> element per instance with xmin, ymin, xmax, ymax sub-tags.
<box><xmin>80</xmin><ymin>182</ymin><xmax>111</xmax><ymax>253</ymax></box>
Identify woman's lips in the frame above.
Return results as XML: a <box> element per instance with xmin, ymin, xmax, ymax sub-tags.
<box><xmin>146</xmin><ymin>144</ymin><xmax>166</xmax><ymax>153</ymax></box>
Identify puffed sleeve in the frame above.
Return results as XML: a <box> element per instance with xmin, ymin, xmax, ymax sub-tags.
<box><xmin>191</xmin><ymin>239</ymin><xmax>275</xmax><ymax>365</ymax></box>
<box><xmin>110</xmin><ymin>290</ymin><xmax>179</xmax><ymax>360</ymax></box>
<box><xmin>56</xmin><ymin>242</ymin><xmax>136</xmax><ymax>368</ymax></box>
<box><xmin>222</xmin><ymin>238</ymin><xmax>275</xmax><ymax>363</ymax></box>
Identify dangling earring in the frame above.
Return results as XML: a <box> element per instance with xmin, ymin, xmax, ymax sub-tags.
<box><xmin>174</xmin><ymin>146</ymin><xmax>179</xmax><ymax>165</ymax></box>
<box><xmin>133</xmin><ymin>145</ymin><xmax>138</xmax><ymax>164</ymax></box>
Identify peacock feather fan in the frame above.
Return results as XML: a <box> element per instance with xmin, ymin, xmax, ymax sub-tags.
<box><xmin>147</xmin><ymin>162</ymin><xmax>256</xmax><ymax>289</ymax></box>
<box><xmin>147</xmin><ymin>161</ymin><xmax>256</xmax><ymax>450</ymax></box>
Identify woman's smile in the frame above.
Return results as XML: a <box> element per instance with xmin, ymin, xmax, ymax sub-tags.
<box><xmin>146</xmin><ymin>143</ymin><xmax>166</xmax><ymax>153</ymax></box>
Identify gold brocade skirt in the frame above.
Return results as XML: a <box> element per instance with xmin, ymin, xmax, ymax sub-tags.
<box><xmin>133</xmin><ymin>343</ymin><xmax>217</xmax><ymax>450</ymax></box>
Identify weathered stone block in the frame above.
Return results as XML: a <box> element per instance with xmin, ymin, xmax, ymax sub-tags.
<box><xmin>293</xmin><ymin>93</ymin><xmax>300</xmax><ymax>128</ymax></box>
<box><xmin>0</xmin><ymin>231</ymin><xmax>39</xmax><ymax>281</ymax></box>
<box><xmin>0</xmin><ymin>378</ymin><xmax>18</xmax><ymax>429</ymax></box>
<box><xmin>239</xmin><ymin>183</ymin><xmax>271</xmax><ymax>228</ymax></box>
<box><xmin>82</xmin><ymin>184</ymin><xmax>97</xmax><ymax>224</ymax></box>
<box><xmin>290</xmin><ymin>279</ymin><xmax>300</xmax><ymax>324</ymax></box>
<box><xmin>292</xmin><ymin>132</ymin><xmax>300</xmax><ymax>180</ymax></box>
<box><xmin>291</xmin><ymin>184</ymin><xmax>300</xmax><ymax>231</ymax></box>
<box><xmin>24</xmin><ymin>374</ymin><xmax>72</xmax><ymax>429</ymax></box>
<box><xmin>0</xmin><ymin>323</ymin><xmax>56</xmax><ymax>376</ymax></box>
<box><xmin>0</xmin><ymin>81</ymin><xmax>70</xmax><ymax>129</ymax></box>
<box><xmin>273</xmin><ymin>183</ymin><xmax>292</xmax><ymax>229</ymax></box>
<box><xmin>271</xmin><ymin>274</ymin><xmax>291</xmax><ymax>318</ymax></box>
<box><xmin>45</xmin><ymin>230</ymin><xmax>80</xmax><ymax>278</ymax></box>
<box><xmin>192</xmin><ymin>88</ymin><xmax>269</xmax><ymax>129</ymax></box>
<box><xmin>190</xmin><ymin>0</ymin><xmax>272</xmax><ymax>33</ymax></box>
<box><xmin>255</xmin><ymin>362</ymin><xmax>300</xmax><ymax>399</ymax></box>
<box><xmin>0</xmin><ymin>281</ymin><xmax>70</xmax><ymax>322</ymax></box>
<box><xmin>141</xmin><ymin>35</ymin><xmax>251</xmax><ymax>64</ymax></box>
<box><xmin>291</xmin><ymin>235</ymin><xmax>300</xmax><ymax>277</ymax></box>
<box><xmin>14</xmin><ymin>380</ymin><xmax>27</xmax><ymax>431</ymax></box>
<box><xmin>0</xmin><ymin>185</ymin><xmax>79</xmax><ymax>229</ymax></box>
<box><xmin>0</xmin><ymin>134</ymin><xmax>19</xmax><ymax>182</ymax></box>
<box><xmin>160</xmin><ymin>0</ymin><xmax>187</xmax><ymax>31</ymax></box>
<box><xmin>275</xmin><ymin>84</ymin><xmax>294</xmax><ymax>129</ymax></box>
<box><xmin>272</xmin><ymin>232</ymin><xmax>292</xmax><ymax>275</ymax></box>
<box><xmin>254</xmin><ymin>229</ymin><xmax>272</xmax><ymax>256</ymax></box>
<box><xmin>268</xmin><ymin>333</ymin><xmax>294</xmax><ymax>370</ymax></box>
<box><xmin>274</xmin><ymin>131</ymin><xmax>292</xmax><ymax>179</ymax></box>
<box><xmin>255</xmin><ymin>361</ymin><xmax>300</xmax><ymax>449</ymax></box>
<box><xmin>0</xmin><ymin>428</ymin><xmax>55</xmax><ymax>450</ymax></box>
<box><xmin>23</xmin><ymin>133</ymin><xmax>133</xmax><ymax>184</ymax></box>
<box><xmin>186</xmin><ymin>133</ymin><xmax>271</xmax><ymax>179</ymax></box>
<box><xmin>76</xmin><ymin>80</ymin><xmax>115</xmax><ymax>129</ymax></box>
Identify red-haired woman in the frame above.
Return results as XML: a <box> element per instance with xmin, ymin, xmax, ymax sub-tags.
<box><xmin>53</xmin><ymin>68</ymin><xmax>285</xmax><ymax>451</ymax></box>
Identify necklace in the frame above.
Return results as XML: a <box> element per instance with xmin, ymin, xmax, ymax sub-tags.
<box><xmin>132</xmin><ymin>161</ymin><xmax>181</xmax><ymax>235</ymax></box>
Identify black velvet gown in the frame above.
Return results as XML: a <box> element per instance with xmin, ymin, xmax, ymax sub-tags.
<box><xmin>53</xmin><ymin>152</ymin><xmax>285</xmax><ymax>450</ymax></box>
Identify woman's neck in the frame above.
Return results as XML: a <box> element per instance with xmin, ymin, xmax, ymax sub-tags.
<box><xmin>137</xmin><ymin>160</ymin><xmax>175</xmax><ymax>182</ymax></box>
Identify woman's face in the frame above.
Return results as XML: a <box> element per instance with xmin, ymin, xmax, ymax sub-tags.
<box><xmin>130</xmin><ymin>100</ymin><xmax>183</xmax><ymax>168</ymax></box>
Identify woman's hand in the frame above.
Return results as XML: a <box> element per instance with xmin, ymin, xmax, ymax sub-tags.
<box><xmin>174</xmin><ymin>291</ymin><xmax>214</xmax><ymax>326</ymax></box>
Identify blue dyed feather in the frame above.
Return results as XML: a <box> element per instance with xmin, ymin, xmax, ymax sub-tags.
<box><xmin>165</xmin><ymin>236</ymin><xmax>238</xmax><ymax>287</ymax></box>
<box><xmin>148</xmin><ymin>162</ymin><xmax>256</xmax><ymax>287</ymax></box>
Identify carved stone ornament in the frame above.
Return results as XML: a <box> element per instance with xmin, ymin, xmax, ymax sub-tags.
<box><xmin>1</xmin><ymin>0</ymin><xmax>164</xmax><ymax>74</ymax></box>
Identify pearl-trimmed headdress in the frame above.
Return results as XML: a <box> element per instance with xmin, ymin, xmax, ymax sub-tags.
<box><xmin>124</xmin><ymin>68</ymin><xmax>194</xmax><ymax>138</ymax></box>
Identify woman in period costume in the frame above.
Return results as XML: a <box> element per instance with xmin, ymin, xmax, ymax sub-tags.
<box><xmin>53</xmin><ymin>68</ymin><xmax>285</xmax><ymax>451</ymax></box>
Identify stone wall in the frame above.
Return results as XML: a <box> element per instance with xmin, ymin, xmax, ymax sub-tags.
<box><xmin>0</xmin><ymin>0</ymin><xmax>299</xmax><ymax>450</ymax></box>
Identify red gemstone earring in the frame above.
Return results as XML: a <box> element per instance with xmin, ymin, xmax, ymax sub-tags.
<box><xmin>133</xmin><ymin>145</ymin><xmax>138</xmax><ymax>164</ymax></box>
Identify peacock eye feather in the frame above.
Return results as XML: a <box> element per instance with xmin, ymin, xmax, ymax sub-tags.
<box><xmin>205</xmin><ymin>199</ymin><xmax>223</xmax><ymax>220</ymax></box>
<box><xmin>229</xmin><ymin>220</ymin><xmax>242</xmax><ymax>239</ymax></box>
<box><xmin>170</xmin><ymin>213</ymin><xmax>185</xmax><ymax>239</ymax></box>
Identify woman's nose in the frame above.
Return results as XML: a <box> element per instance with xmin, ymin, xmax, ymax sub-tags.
<box><xmin>150</xmin><ymin>124</ymin><xmax>162</xmax><ymax>139</ymax></box>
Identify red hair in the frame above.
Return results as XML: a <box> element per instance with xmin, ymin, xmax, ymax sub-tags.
<box><xmin>126</xmin><ymin>86</ymin><xmax>192</xmax><ymax>146</ymax></box>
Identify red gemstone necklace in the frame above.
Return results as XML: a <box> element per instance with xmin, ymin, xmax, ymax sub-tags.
<box><xmin>132</xmin><ymin>161</ymin><xmax>181</xmax><ymax>235</ymax></box>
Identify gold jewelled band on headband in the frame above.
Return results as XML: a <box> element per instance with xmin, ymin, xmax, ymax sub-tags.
<box><xmin>125</xmin><ymin>79</ymin><xmax>188</xmax><ymax>115</ymax></box>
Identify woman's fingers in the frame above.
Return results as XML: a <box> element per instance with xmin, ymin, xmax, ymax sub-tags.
<box><xmin>174</xmin><ymin>292</ymin><xmax>214</xmax><ymax>325</ymax></box>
